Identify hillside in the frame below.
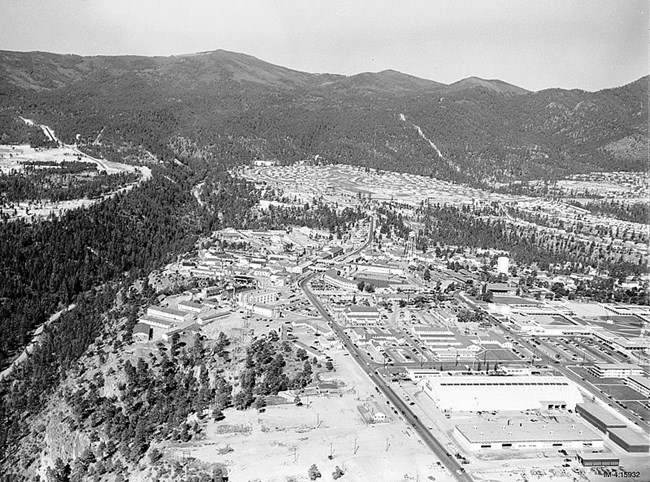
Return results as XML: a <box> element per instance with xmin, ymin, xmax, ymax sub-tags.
<box><xmin>0</xmin><ymin>49</ymin><xmax>647</xmax><ymax>185</ymax></box>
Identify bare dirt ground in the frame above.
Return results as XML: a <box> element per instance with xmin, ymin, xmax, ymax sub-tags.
<box><xmin>164</xmin><ymin>341</ymin><xmax>453</xmax><ymax>482</ymax></box>
<box><xmin>0</xmin><ymin>144</ymin><xmax>152</xmax><ymax>221</ymax></box>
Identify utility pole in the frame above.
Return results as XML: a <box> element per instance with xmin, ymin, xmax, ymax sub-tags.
<box><xmin>353</xmin><ymin>438</ymin><xmax>359</xmax><ymax>455</ymax></box>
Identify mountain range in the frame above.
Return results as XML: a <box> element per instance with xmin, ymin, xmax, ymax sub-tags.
<box><xmin>0</xmin><ymin>49</ymin><xmax>647</xmax><ymax>185</ymax></box>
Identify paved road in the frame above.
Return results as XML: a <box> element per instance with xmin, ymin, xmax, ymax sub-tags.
<box><xmin>299</xmin><ymin>221</ymin><xmax>471</xmax><ymax>482</ymax></box>
<box><xmin>492</xmin><ymin>319</ymin><xmax>649</xmax><ymax>432</ymax></box>
<box><xmin>301</xmin><ymin>277</ymin><xmax>471</xmax><ymax>482</ymax></box>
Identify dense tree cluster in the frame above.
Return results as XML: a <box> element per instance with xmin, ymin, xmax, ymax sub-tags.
<box><xmin>416</xmin><ymin>203</ymin><xmax>646</xmax><ymax>278</ymax></box>
<box><xmin>0</xmin><ymin>164</ymin><xmax>139</xmax><ymax>205</ymax></box>
<box><xmin>0</xmin><ymin>170</ymin><xmax>201</xmax><ymax>367</ymax></box>
<box><xmin>234</xmin><ymin>335</ymin><xmax>314</xmax><ymax>410</ymax></box>
<box><xmin>1</xmin><ymin>51</ymin><xmax>646</xmax><ymax>189</ymax></box>
<box><xmin>568</xmin><ymin>200</ymin><xmax>649</xmax><ymax>225</ymax></box>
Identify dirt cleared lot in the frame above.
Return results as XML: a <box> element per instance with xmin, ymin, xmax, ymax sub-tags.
<box><xmin>0</xmin><ymin>144</ymin><xmax>151</xmax><ymax>221</ymax></box>
<box><xmin>169</xmin><ymin>343</ymin><xmax>452</xmax><ymax>481</ymax></box>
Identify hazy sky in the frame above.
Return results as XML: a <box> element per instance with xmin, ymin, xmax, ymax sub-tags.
<box><xmin>1</xmin><ymin>0</ymin><xmax>647</xmax><ymax>91</ymax></box>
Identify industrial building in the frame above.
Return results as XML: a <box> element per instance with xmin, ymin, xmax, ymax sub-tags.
<box><xmin>177</xmin><ymin>300</ymin><xmax>204</xmax><ymax>313</ymax></box>
<box><xmin>576</xmin><ymin>452</ymin><xmax>619</xmax><ymax>467</ymax></box>
<box><xmin>323</xmin><ymin>269</ymin><xmax>358</xmax><ymax>291</ymax></box>
<box><xmin>625</xmin><ymin>375</ymin><xmax>650</xmax><ymax>397</ymax></box>
<box><xmin>588</xmin><ymin>363</ymin><xmax>644</xmax><ymax>379</ymax></box>
<box><xmin>454</xmin><ymin>421</ymin><xmax>603</xmax><ymax>451</ymax></box>
<box><xmin>575</xmin><ymin>402</ymin><xmax>627</xmax><ymax>433</ymax></box>
<box><xmin>420</xmin><ymin>375</ymin><xmax>584</xmax><ymax>412</ymax></box>
<box><xmin>344</xmin><ymin>305</ymin><xmax>380</xmax><ymax>325</ymax></box>
<box><xmin>238</xmin><ymin>289</ymin><xmax>280</xmax><ymax>306</ymax></box>
<box><xmin>607</xmin><ymin>427</ymin><xmax>650</xmax><ymax>453</ymax></box>
<box><xmin>146</xmin><ymin>305</ymin><xmax>188</xmax><ymax>324</ymax></box>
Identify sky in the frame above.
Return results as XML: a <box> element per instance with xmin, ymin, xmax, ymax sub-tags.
<box><xmin>0</xmin><ymin>0</ymin><xmax>647</xmax><ymax>92</ymax></box>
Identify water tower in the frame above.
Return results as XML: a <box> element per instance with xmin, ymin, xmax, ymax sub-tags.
<box><xmin>497</xmin><ymin>256</ymin><xmax>510</xmax><ymax>275</ymax></box>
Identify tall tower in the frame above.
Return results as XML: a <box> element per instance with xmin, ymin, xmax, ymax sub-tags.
<box><xmin>497</xmin><ymin>256</ymin><xmax>510</xmax><ymax>275</ymax></box>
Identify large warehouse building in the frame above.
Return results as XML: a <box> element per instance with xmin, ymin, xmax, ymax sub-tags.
<box><xmin>420</xmin><ymin>375</ymin><xmax>584</xmax><ymax>412</ymax></box>
<box><xmin>454</xmin><ymin>421</ymin><xmax>603</xmax><ymax>451</ymax></box>
<box><xmin>575</xmin><ymin>402</ymin><xmax>627</xmax><ymax>433</ymax></box>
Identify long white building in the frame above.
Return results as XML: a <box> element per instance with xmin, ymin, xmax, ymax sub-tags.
<box><xmin>454</xmin><ymin>421</ymin><xmax>603</xmax><ymax>451</ymax></box>
<box><xmin>420</xmin><ymin>375</ymin><xmax>584</xmax><ymax>412</ymax></box>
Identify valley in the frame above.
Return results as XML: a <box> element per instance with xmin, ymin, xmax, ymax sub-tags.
<box><xmin>0</xmin><ymin>47</ymin><xmax>646</xmax><ymax>482</ymax></box>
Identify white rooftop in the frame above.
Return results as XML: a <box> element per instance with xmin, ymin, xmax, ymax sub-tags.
<box><xmin>422</xmin><ymin>375</ymin><xmax>584</xmax><ymax>412</ymax></box>
<box><xmin>456</xmin><ymin>421</ymin><xmax>601</xmax><ymax>443</ymax></box>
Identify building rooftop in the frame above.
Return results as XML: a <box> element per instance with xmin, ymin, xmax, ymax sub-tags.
<box><xmin>148</xmin><ymin>305</ymin><xmax>187</xmax><ymax>318</ymax></box>
<box><xmin>577</xmin><ymin>451</ymin><xmax>620</xmax><ymax>461</ymax></box>
<box><xmin>594</xmin><ymin>363</ymin><xmax>642</xmax><ymax>370</ymax></box>
<box><xmin>347</xmin><ymin>305</ymin><xmax>379</xmax><ymax>314</ymax></box>
<box><xmin>139</xmin><ymin>315</ymin><xmax>176</xmax><ymax>327</ymax></box>
<box><xmin>627</xmin><ymin>375</ymin><xmax>650</xmax><ymax>389</ymax></box>
<box><xmin>576</xmin><ymin>402</ymin><xmax>627</xmax><ymax>427</ymax></box>
<box><xmin>133</xmin><ymin>323</ymin><xmax>151</xmax><ymax>335</ymax></box>
<box><xmin>456</xmin><ymin>421</ymin><xmax>601</xmax><ymax>443</ymax></box>
<box><xmin>607</xmin><ymin>427</ymin><xmax>650</xmax><ymax>446</ymax></box>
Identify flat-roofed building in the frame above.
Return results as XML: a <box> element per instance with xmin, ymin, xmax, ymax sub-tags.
<box><xmin>498</xmin><ymin>365</ymin><xmax>533</xmax><ymax>376</ymax></box>
<box><xmin>323</xmin><ymin>269</ymin><xmax>358</xmax><ymax>291</ymax></box>
<box><xmin>350</xmin><ymin>263</ymin><xmax>404</xmax><ymax>277</ymax></box>
<box><xmin>588</xmin><ymin>363</ymin><xmax>643</xmax><ymax>379</ymax></box>
<box><xmin>408</xmin><ymin>368</ymin><xmax>443</xmax><ymax>380</ymax></box>
<box><xmin>421</xmin><ymin>375</ymin><xmax>583</xmax><ymax>412</ymax></box>
<box><xmin>197</xmin><ymin>309</ymin><xmax>230</xmax><ymax>325</ymax></box>
<box><xmin>486</xmin><ymin>283</ymin><xmax>516</xmax><ymax>295</ymax></box>
<box><xmin>344</xmin><ymin>305</ymin><xmax>380</xmax><ymax>325</ymax></box>
<box><xmin>162</xmin><ymin>320</ymin><xmax>199</xmax><ymax>341</ymax></box>
<box><xmin>575</xmin><ymin>402</ymin><xmax>627</xmax><ymax>433</ymax></box>
<box><xmin>177</xmin><ymin>300</ymin><xmax>204</xmax><ymax>314</ymax></box>
<box><xmin>238</xmin><ymin>289</ymin><xmax>280</xmax><ymax>306</ymax></box>
<box><xmin>146</xmin><ymin>306</ymin><xmax>189</xmax><ymax>323</ymax></box>
<box><xmin>625</xmin><ymin>375</ymin><xmax>650</xmax><ymax>397</ymax></box>
<box><xmin>607</xmin><ymin>427</ymin><xmax>650</xmax><ymax>453</ymax></box>
<box><xmin>593</xmin><ymin>331</ymin><xmax>650</xmax><ymax>352</ymax></box>
<box><xmin>576</xmin><ymin>452</ymin><xmax>619</xmax><ymax>467</ymax></box>
<box><xmin>412</xmin><ymin>326</ymin><xmax>459</xmax><ymax>347</ymax></box>
<box><xmin>454</xmin><ymin>421</ymin><xmax>603</xmax><ymax>451</ymax></box>
<box><xmin>250</xmin><ymin>303</ymin><xmax>281</xmax><ymax>319</ymax></box>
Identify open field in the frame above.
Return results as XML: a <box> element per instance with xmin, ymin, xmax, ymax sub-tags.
<box><xmin>169</xmin><ymin>343</ymin><xmax>450</xmax><ymax>482</ymax></box>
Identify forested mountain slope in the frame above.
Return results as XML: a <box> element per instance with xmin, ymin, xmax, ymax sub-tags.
<box><xmin>1</xmin><ymin>49</ymin><xmax>647</xmax><ymax>186</ymax></box>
